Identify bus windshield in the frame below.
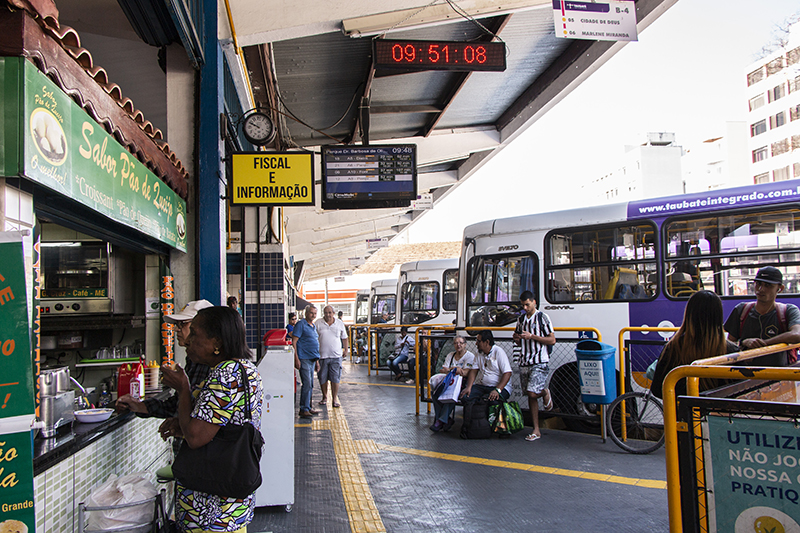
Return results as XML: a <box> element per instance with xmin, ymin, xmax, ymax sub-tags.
<box><xmin>355</xmin><ymin>294</ymin><xmax>370</xmax><ymax>324</ymax></box>
<box><xmin>400</xmin><ymin>281</ymin><xmax>439</xmax><ymax>324</ymax></box>
<box><xmin>371</xmin><ymin>295</ymin><xmax>396</xmax><ymax>323</ymax></box>
<box><xmin>467</xmin><ymin>254</ymin><xmax>537</xmax><ymax>326</ymax></box>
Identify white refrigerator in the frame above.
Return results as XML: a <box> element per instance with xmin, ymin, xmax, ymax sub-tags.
<box><xmin>254</xmin><ymin>346</ymin><xmax>295</xmax><ymax>511</ymax></box>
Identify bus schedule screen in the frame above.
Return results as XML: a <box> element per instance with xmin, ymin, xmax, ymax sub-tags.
<box><xmin>321</xmin><ymin>145</ymin><xmax>417</xmax><ymax>210</ymax></box>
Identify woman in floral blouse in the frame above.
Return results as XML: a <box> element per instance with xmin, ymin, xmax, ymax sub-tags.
<box><xmin>161</xmin><ymin>306</ymin><xmax>263</xmax><ymax>532</ymax></box>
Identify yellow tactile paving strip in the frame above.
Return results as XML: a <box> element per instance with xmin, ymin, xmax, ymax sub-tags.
<box><xmin>341</xmin><ymin>381</ymin><xmax>416</xmax><ymax>389</ymax></box>
<box><xmin>308</xmin><ymin>398</ymin><xmax>666</xmax><ymax>532</ymax></box>
<box><xmin>316</xmin><ymin>399</ymin><xmax>387</xmax><ymax>533</ymax></box>
<box><xmin>375</xmin><ymin>443</ymin><xmax>668</xmax><ymax>489</ymax></box>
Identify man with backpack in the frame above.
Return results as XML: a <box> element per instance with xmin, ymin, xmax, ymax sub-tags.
<box><xmin>724</xmin><ymin>266</ymin><xmax>800</xmax><ymax>367</ymax></box>
<box><xmin>513</xmin><ymin>290</ymin><xmax>556</xmax><ymax>442</ymax></box>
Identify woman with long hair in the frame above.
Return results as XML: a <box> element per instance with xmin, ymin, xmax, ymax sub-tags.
<box><xmin>651</xmin><ymin>290</ymin><xmax>736</xmax><ymax>399</ymax></box>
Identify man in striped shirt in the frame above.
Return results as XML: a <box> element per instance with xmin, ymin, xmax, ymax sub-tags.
<box><xmin>513</xmin><ymin>290</ymin><xmax>556</xmax><ymax>442</ymax></box>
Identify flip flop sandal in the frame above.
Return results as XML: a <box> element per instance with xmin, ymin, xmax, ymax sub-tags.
<box><xmin>525</xmin><ymin>433</ymin><xmax>541</xmax><ymax>442</ymax></box>
<box><xmin>333</xmin><ymin>402</ymin><xmax>341</xmax><ymax>408</ymax></box>
<box><xmin>543</xmin><ymin>389</ymin><xmax>554</xmax><ymax>411</ymax></box>
<box><xmin>318</xmin><ymin>399</ymin><xmax>328</xmax><ymax>405</ymax></box>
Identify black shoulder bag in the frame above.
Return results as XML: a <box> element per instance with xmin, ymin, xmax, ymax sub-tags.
<box><xmin>172</xmin><ymin>361</ymin><xmax>264</xmax><ymax>499</ymax></box>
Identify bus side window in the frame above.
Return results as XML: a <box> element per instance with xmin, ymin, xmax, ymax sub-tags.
<box><xmin>546</xmin><ymin>222</ymin><xmax>657</xmax><ymax>303</ymax></box>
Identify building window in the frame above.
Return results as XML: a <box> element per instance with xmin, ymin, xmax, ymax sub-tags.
<box><xmin>767</xmin><ymin>57</ymin><xmax>784</xmax><ymax>76</ymax></box>
<box><xmin>751</xmin><ymin>119</ymin><xmax>767</xmax><ymax>137</ymax></box>
<box><xmin>794</xmin><ymin>135</ymin><xmax>800</xmax><ymax>152</ymax></box>
<box><xmin>768</xmin><ymin>83</ymin><xmax>786</xmax><ymax>102</ymax></box>
<box><xmin>752</xmin><ymin>146</ymin><xmax>768</xmax><ymax>163</ymax></box>
<box><xmin>754</xmin><ymin>173</ymin><xmax>770</xmax><ymax>184</ymax></box>
<box><xmin>788</xmin><ymin>46</ymin><xmax>800</xmax><ymax>67</ymax></box>
<box><xmin>749</xmin><ymin>94</ymin><xmax>765</xmax><ymax>111</ymax></box>
<box><xmin>748</xmin><ymin>67</ymin><xmax>765</xmax><ymax>86</ymax></box>
<box><xmin>774</xmin><ymin>166</ymin><xmax>791</xmax><ymax>181</ymax></box>
<box><xmin>791</xmin><ymin>104</ymin><xmax>800</xmax><ymax>122</ymax></box>
<box><xmin>791</xmin><ymin>76</ymin><xmax>800</xmax><ymax>94</ymax></box>
<box><xmin>770</xmin><ymin>111</ymin><xmax>786</xmax><ymax>129</ymax></box>
<box><xmin>795</xmin><ymin>163</ymin><xmax>800</xmax><ymax>178</ymax></box>
<box><xmin>772</xmin><ymin>139</ymin><xmax>790</xmax><ymax>157</ymax></box>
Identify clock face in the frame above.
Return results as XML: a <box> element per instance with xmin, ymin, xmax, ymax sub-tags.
<box><xmin>243</xmin><ymin>112</ymin><xmax>275</xmax><ymax>145</ymax></box>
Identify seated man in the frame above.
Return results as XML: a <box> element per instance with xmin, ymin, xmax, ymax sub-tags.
<box><xmin>388</xmin><ymin>326</ymin><xmax>415</xmax><ymax>381</ymax></box>
<box><xmin>461</xmin><ymin>329</ymin><xmax>512</xmax><ymax>403</ymax></box>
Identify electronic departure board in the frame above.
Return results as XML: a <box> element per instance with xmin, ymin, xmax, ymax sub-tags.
<box><xmin>321</xmin><ymin>145</ymin><xmax>417</xmax><ymax>210</ymax></box>
<box><xmin>373</xmin><ymin>39</ymin><xmax>506</xmax><ymax>72</ymax></box>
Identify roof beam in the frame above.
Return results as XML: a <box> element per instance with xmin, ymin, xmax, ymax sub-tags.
<box><xmin>341</xmin><ymin>0</ymin><xmax>549</xmax><ymax>37</ymax></box>
<box><xmin>420</xmin><ymin>14</ymin><xmax>511</xmax><ymax>138</ymax></box>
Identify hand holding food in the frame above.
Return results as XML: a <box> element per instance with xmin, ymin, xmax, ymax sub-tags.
<box><xmin>160</xmin><ymin>362</ymin><xmax>189</xmax><ymax>393</ymax></box>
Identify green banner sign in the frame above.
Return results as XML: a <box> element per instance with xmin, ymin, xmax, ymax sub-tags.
<box><xmin>0</xmin><ymin>234</ymin><xmax>34</xmax><ymax>419</ymax></box>
<box><xmin>0</xmin><ymin>427</ymin><xmax>36</xmax><ymax>532</ymax></box>
<box><xmin>707</xmin><ymin>415</ymin><xmax>800</xmax><ymax>532</ymax></box>
<box><xmin>0</xmin><ymin>57</ymin><xmax>186</xmax><ymax>251</ymax></box>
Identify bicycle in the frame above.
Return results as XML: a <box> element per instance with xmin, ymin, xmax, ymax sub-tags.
<box><xmin>605</xmin><ymin>388</ymin><xmax>665</xmax><ymax>454</ymax></box>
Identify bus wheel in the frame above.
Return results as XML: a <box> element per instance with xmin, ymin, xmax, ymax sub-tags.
<box><xmin>551</xmin><ymin>362</ymin><xmax>601</xmax><ymax>433</ymax></box>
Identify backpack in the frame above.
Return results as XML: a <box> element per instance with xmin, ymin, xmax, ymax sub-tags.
<box><xmin>738</xmin><ymin>302</ymin><xmax>798</xmax><ymax>364</ymax></box>
<box><xmin>460</xmin><ymin>397</ymin><xmax>492</xmax><ymax>439</ymax></box>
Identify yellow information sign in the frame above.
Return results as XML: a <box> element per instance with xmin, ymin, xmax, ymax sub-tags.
<box><xmin>231</xmin><ymin>152</ymin><xmax>314</xmax><ymax>205</ymax></box>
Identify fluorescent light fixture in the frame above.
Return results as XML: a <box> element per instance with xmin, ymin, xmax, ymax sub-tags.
<box><xmin>342</xmin><ymin>0</ymin><xmax>550</xmax><ymax>37</ymax></box>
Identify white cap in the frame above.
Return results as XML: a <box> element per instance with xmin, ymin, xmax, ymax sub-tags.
<box><xmin>164</xmin><ymin>299</ymin><xmax>214</xmax><ymax>323</ymax></box>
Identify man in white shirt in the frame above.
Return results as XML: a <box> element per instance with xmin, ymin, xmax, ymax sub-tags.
<box><xmin>315</xmin><ymin>305</ymin><xmax>349</xmax><ymax>407</ymax></box>
<box><xmin>461</xmin><ymin>330</ymin><xmax>512</xmax><ymax>402</ymax></box>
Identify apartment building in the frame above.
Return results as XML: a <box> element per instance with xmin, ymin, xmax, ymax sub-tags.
<box><xmin>745</xmin><ymin>24</ymin><xmax>800</xmax><ymax>183</ymax></box>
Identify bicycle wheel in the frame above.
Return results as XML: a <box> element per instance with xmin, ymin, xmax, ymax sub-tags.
<box><xmin>606</xmin><ymin>391</ymin><xmax>665</xmax><ymax>454</ymax></box>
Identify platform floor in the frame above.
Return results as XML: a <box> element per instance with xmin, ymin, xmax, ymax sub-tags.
<box><xmin>250</xmin><ymin>361</ymin><xmax>669</xmax><ymax>532</ymax></box>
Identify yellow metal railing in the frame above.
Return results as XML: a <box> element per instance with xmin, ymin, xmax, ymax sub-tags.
<box><xmin>662</xmin><ymin>343</ymin><xmax>800</xmax><ymax>532</ymax></box>
<box><xmin>417</xmin><ymin>326</ymin><xmax>602</xmax><ymax>415</ymax></box>
<box><xmin>617</xmin><ymin>327</ymin><xmax>679</xmax><ymax>398</ymax></box>
<box><xmin>614</xmin><ymin>327</ymin><xmax>678</xmax><ymax>444</ymax></box>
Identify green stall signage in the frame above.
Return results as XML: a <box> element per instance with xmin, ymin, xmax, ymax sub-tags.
<box><xmin>0</xmin><ymin>234</ymin><xmax>34</xmax><ymax>419</ymax></box>
<box><xmin>0</xmin><ymin>427</ymin><xmax>36</xmax><ymax>532</ymax></box>
<box><xmin>0</xmin><ymin>57</ymin><xmax>186</xmax><ymax>251</ymax></box>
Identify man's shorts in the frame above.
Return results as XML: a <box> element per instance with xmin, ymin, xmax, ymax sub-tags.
<box><xmin>520</xmin><ymin>363</ymin><xmax>550</xmax><ymax>395</ymax></box>
<box><xmin>318</xmin><ymin>357</ymin><xmax>342</xmax><ymax>384</ymax></box>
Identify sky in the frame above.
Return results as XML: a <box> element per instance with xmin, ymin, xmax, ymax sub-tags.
<box><xmin>404</xmin><ymin>0</ymin><xmax>800</xmax><ymax>244</ymax></box>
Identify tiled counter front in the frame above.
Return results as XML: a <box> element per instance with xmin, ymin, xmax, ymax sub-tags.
<box><xmin>33</xmin><ymin>417</ymin><xmax>173</xmax><ymax>533</ymax></box>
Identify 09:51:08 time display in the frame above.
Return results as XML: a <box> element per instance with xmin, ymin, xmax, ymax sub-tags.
<box><xmin>393</xmin><ymin>43</ymin><xmax>487</xmax><ymax>65</ymax></box>
<box><xmin>373</xmin><ymin>39</ymin><xmax>506</xmax><ymax>72</ymax></box>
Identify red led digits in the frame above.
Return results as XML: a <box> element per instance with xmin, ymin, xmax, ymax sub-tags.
<box><xmin>391</xmin><ymin>44</ymin><xmax>417</xmax><ymax>62</ymax></box>
<box><xmin>375</xmin><ymin>39</ymin><xmax>506</xmax><ymax>72</ymax></box>
<box><xmin>463</xmin><ymin>46</ymin><xmax>487</xmax><ymax>64</ymax></box>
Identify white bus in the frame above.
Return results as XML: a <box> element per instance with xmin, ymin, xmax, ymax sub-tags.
<box><xmin>354</xmin><ymin>289</ymin><xmax>370</xmax><ymax>325</ymax></box>
<box><xmin>369</xmin><ymin>279</ymin><xmax>397</xmax><ymax>324</ymax></box>
<box><xmin>397</xmin><ymin>258</ymin><xmax>459</xmax><ymax>326</ymax></box>
<box><xmin>457</xmin><ymin>179</ymin><xmax>800</xmax><ymax>427</ymax></box>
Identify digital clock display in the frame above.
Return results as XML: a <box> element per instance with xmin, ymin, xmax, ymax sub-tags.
<box><xmin>373</xmin><ymin>39</ymin><xmax>506</xmax><ymax>72</ymax></box>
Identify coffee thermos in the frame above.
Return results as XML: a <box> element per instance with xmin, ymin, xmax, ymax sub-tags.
<box><xmin>38</xmin><ymin>366</ymin><xmax>75</xmax><ymax>437</ymax></box>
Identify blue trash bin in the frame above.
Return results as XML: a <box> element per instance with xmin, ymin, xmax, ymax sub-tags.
<box><xmin>575</xmin><ymin>340</ymin><xmax>617</xmax><ymax>404</ymax></box>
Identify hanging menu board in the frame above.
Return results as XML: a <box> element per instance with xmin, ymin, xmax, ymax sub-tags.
<box><xmin>321</xmin><ymin>145</ymin><xmax>417</xmax><ymax>210</ymax></box>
